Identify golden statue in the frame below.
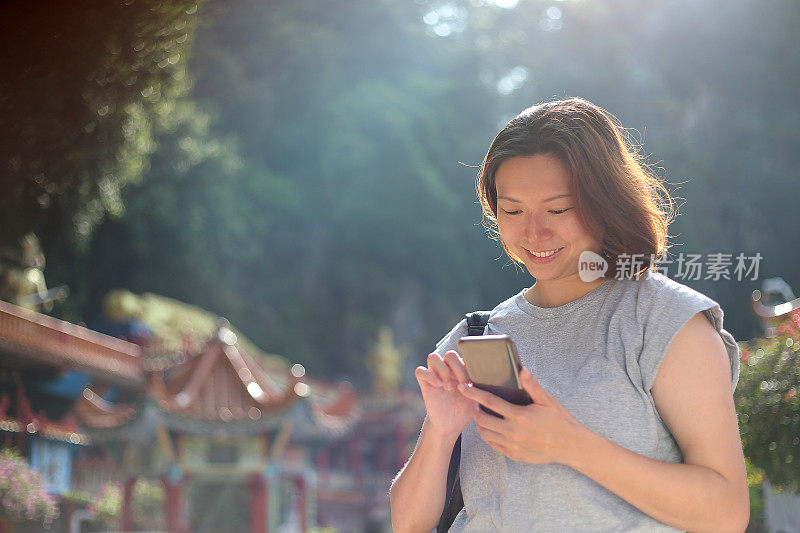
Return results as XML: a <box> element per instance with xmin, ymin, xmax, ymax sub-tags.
<box><xmin>0</xmin><ymin>233</ymin><xmax>53</xmax><ymax>312</ymax></box>
<box><xmin>368</xmin><ymin>326</ymin><xmax>405</xmax><ymax>397</ymax></box>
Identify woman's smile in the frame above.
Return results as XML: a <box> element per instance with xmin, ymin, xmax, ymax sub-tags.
<box><xmin>525</xmin><ymin>246</ymin><xmax>565</xmax><ymax>262</ymax></box>
<box><xmin>495</xmin><ymin>154</ymin><xmax>601</xmax><ymax>287</ymax></box>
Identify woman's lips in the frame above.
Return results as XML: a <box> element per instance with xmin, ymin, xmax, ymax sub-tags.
<box><xmin>525</xmin><ymin>246</ymin><xmax>564</xmax><ymax>264</ymax></box>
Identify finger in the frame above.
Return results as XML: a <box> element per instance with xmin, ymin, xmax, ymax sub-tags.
<box><xmin>473</xmin><ymin>403</ymin><xmax>509</xmax><ymax>432</ymax></box>
<box><xmin>414</xmin><ymin>366</ymin><xmax>443</xmax><ymax>387</ymax></box>
<box><xmin>427</xmin><ymin>353</ymin><xmax>457</xmax><ymax>389</ymax></box>
<box><xmin>457</xmin><ymin>383</ymin><xmax>514</xmax><ymax>418</ymax></box>
<box><xmin>442</xmin><ymin>350</ymin><xmax>470</xmax><ymax>385</ymax></box>
<box><xmin>476</xmin><ymin>423</ymin><xmax>504</xmax><ymax>444</ymax></box>
<box><xmin>476</xmin><ymin>426</ymin><xmax>508</xmax><ymax>455</ymax></box>
<box><xmin>520</xmin><ymin>368</ymin><xmax>551</xmax><ymax>406</ymax></box>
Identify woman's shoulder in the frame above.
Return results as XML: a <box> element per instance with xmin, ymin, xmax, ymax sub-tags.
<box><xmin>624</xmin><ymin>273</ymin><xmax>740</xmax><ymax>393</ymax></box>
<box><xmin>627</xmin><ymin>269</ymin><xmax>704</xmax><ymax>294</ymax></box>
<box><xmin>618</xmin><ymin>271</ymin><xmax>719</xmax><ymax>314</ymax></box>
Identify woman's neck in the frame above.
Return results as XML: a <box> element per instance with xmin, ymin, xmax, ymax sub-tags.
<box><xmin>524</xmin><ymin>276</ymin><xmax>606</xmax><ymax>308</ymax></box>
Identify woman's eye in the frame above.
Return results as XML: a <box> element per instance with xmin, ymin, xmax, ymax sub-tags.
<box><xmin>500</xmin><ymin>207</ymin><xmax>572</xmax><ymax>216</ymax></box>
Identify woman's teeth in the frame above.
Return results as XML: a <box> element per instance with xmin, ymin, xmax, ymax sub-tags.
<box><xmin>529</xmin><ymin>247</ymin><xmax>563</xmax><ymax>257</ymax></box>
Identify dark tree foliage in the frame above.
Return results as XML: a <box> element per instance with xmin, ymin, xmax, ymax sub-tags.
<box><xmin>0</xmin><ymin>0</ymin><xmax>201</xmax><ymax>247</ymax></box>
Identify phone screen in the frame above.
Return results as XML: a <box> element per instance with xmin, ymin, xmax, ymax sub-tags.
<box><xmin>457</xmin><ymin>335</ymin><xmax>531</xmax><ymax>417</ymax></box>
<box><xmin>457</xmin><ymin>334</ymin><xmax>522</xmax><ymax>390</ymax></box>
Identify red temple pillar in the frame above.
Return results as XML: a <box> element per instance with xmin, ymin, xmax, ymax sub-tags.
<box><xmin>295</xmin><ymin>474</ymin><xmax>307</xmax><ymax>533</ymax></box>
<box><xmin>121</xmin><ymin>476</ymin><xmax>136</xmax><ymax>531</ymax></box>
<box><xmin>15</xmin><ymin>381</ymin><xmax>33</xmax><ymax>456</ymax></box>
<box><xmin>163</xmin><ymin>475</ymin><xmax>183</xmax><ymax>533</ymax></box>
<box><xmin>249</xmin><ymin>472</ymin><xmax>267</xmax><ymax>533</ymax></box>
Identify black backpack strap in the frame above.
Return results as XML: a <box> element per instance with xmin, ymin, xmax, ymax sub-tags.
<box><xmin>465</xmin><ymin>311</ymin><xmax>491</xmax><ymax>336</ymax></box>
<box><xmin>437</xmin><ymin>434</ymin><xmax>463</xmax><ymax>533</ymax></box>
<box><xmin>436</xmin><ymin>311</ymin><xmax>490</xmax><ymax>532</ymax></box>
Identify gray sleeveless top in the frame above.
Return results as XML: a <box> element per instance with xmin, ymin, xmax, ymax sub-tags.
<box><xmin>434</xmin><ymin>273</ymin><xmax>740</xmax><ymax>532</ymax></box>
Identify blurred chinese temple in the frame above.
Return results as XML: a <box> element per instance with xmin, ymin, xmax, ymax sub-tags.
<box><xmin>0</xmin><ymin>295</ymin><xmax>425</xmax><ymax>533</ymax></box>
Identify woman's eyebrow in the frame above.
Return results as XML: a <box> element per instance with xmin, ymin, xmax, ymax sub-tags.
<box><xmin>497</xmin><ymin>193</ymin><xmax>572</xmax><ymax>203</ymax></box>
<box><xmin>544</xmin><ymin>193</ymin><xmax>572</xmax><ymax>202</ymax></box>
<box><xmin>497</xmin><ymin>195</ymin><xmax>522</xmax><ymax>203</ymax></box>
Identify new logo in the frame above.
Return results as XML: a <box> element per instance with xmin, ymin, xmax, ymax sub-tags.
<box><xmin>578</xmin><ymin>250</ymin><xmax>608</xmax><ymax>282</ymax></box>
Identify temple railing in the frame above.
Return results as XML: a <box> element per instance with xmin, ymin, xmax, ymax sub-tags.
<box><xmin>751</xmin><ymin>289</ymin><xmax>800</xmax><ymax>319</ymax></box>
<box><xmin>72</xmin><ymin>457</ymin><xmax>123</xmax><ymax>496</ymax></box>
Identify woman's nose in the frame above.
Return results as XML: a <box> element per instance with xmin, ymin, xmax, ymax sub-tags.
<box><xmin>525</xmin><ymin>213</ymin><xmax>553</xmax><ymax>240</ymax></box>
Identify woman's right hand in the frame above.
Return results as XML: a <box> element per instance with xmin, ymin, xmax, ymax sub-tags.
<box><xmin>415</xmin><ymin>350</ymin><xmax>475</xmax><ymax>440</ymax></box>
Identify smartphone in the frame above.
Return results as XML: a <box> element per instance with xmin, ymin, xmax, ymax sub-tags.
<box><xmin>457</xmin><ymin>334</ymin><xmax>532</xmax><ymax>418</ymax></box>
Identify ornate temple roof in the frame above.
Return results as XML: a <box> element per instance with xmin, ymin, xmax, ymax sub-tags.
<box><xmin>73</xmin><ymin>326</ymin><xmax>361</xmax><ymax>439</ymax></box>
<box><xmin>73</xmin><ymin>387</ymin><xmax>139</xmax><ymax>429</ymax></box>
<box><xmin>0</xmin><ymin>383</ymin><xmax>91</xmax><ymax>445</ymax></box>
<box><xmin>0</xmin><ymin>299</ymin><xmax>362</xmax><ymax>441</ymax></box>
<box><xmin>292</xmin><ymin>381</ymin><xmax>362</xmax><ymax>439</ymax></box>
<box><xmin>148</xmin><ymin>327</ymin><xmax>298</xmax><ymax>422</ymax></box>
<box><xmin>0</xmin><ymin>300</ymin><xmax>143</xmax><ymax>386</ymax></box>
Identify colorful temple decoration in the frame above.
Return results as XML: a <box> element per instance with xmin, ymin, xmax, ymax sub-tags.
<box><xmin>0</xmin><ymin>296</ymin><xmax>424</xmax><ymax>532</ymax></box>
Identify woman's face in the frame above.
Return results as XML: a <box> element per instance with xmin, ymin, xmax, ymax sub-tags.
<box><xmin>495</xmin><ymin>154</ymin><xmax>602</xmax><ymax>284</ymax></box>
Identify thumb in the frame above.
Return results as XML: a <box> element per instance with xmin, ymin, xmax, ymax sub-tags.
<box><xmin>520</xmin><ymin>368</ymin><xmax>551</xmax><ymax>405</ymax></box>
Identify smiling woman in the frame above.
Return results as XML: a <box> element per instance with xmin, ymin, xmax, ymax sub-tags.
<box><xmin>494</xmin><ymin>154</ymin><xmax>604</xmax><ymax>308</ymax></box>
<box><xmin>389</xmin><ymin>97</ymin><xmax>749</xmax><ymax>532</ymax></box>
<box><xmin>476</xmin><ymin>98</ymin><xmax>674</xmax><ymax>290</ymax></box>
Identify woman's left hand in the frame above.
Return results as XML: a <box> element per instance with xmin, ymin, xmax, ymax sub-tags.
<box><xmin>457</xmin><ymin>367</ymin><xmax>587</xmax><ymax>466</ymax></box>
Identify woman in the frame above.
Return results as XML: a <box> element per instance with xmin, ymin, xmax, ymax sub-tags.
<box><xmin>389</xmin><ymin>97</ymin><xmax>749</xmax><ymax>532</ymax></box>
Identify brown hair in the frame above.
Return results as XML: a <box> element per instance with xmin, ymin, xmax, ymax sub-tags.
<box><xmin>477</xmin><ymin>97</ymin><xmax>676</xmax><ymax>279</ymax></box>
